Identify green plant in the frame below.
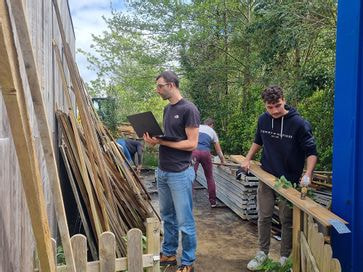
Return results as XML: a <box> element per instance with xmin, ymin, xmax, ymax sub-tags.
<box><xmin>56</xmin><ymin>245</ymin><xmax>66</xmax><ymax>265</ymax></box>
<box><xmin>142</xmin><ymin>145</ymin><xmax>159</xmax><ymax>168</ymax></box>
<box><xmin>259</xmin><ymin>257</ymin><xmax>292</xmax><ymax>272</ymax></box>
<box><xmin>274</xmin><ymin>176</ymin><xmax>315</xmax><ymax>206</ymax></box>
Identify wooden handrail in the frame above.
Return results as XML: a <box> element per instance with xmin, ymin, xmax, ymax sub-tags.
<box><xmin>230</xmin><ymin>155</ymin><xmax>347</xmax><ymax>227</ymax></box>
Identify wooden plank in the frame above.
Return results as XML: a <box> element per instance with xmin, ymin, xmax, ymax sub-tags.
<box><xmin>315</xmin><ymin>232</ymin><xmax>325</xmax><ymax>270</ymax></box>
<box><xmin>5</xmin><ymin>1</ymin><xmax>76</xmax><ymax>270</ymax></box>
<box><xmin>0</xmin><ymin>2</ymin><xmax>55</xmax><ymax>271</ymax></box>
<box><xmin>146</xmin><ymin>217</ymin><xmax>160</xmax><ymax>272</ymax></box>
<box><xmin>322</xmin><ymin>244</ymin><xmax>332</xmax><ymax>272</ymax></box>
<box><xmin>56</xmin><ymin>254</ymin><xmax>154</xmax><ymax>272</ymax></box>
<box><xmin>71</xmin><ymin>234</ymin><xmax>87</xmax><ymax>272</ymax></box>
<box><xmin>230</xmin><ymin>155</ymin><xmax>347</xmax><ymax>227</ymax></box>
<box><xmin>100</xmin><ymin>232</ymin><xmax>116</xmax><ymax>272</ymax></box>
<box><xmin>127</xmin><ymin>228</ymin><xmax>143</xmax><ymax>272</ymax></box>
<box><xmin>60</xmin><ymin>145</ymin><xmax>98</xmax><ymax>260</ymax></box>
<box><xmin>330</xmin><ymin>259</ymin><xmax>341</xmax><ymax>272</ymax></box>
<box><xmin>292</xmin><ymin>206</ymin><xmax>301</xmax><ymax>272</ymax></box>
<box><xmin>300</xmin><ymin>232</ymin><xmax>319</xmax><ymax>272</ymax></box>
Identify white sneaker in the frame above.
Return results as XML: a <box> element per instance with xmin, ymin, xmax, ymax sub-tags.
<box><xmin>247</xmin><ymin>251</ymin><xmax>267</xmax><ymax>271</ymax></box>
<box><xmin>279</xmin><ymin>256</ymin><xmax>288</xmax><ymax>266</ymax></box>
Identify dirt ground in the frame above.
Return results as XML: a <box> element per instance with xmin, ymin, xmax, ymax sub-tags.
<box><xmin>141</xmin><ymin>170</ymin><xmax>280</xmax><ymax>272</ymax></box>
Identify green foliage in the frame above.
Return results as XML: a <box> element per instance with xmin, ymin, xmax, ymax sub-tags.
<box><xmin>142</xmin><ymin>145</ymin><xmax>159</xmax><ymax>168</ymax></box>
<box><xmin>298</xmin><ymin>89</ymin><xmax>334</xmax><ymax>170</ymax></box>
<box><xmin>82</xmin><ymin>0</ymin><xmax>337</xmax><ymax>170</ymax></box>
<box><xmin>56</xmin><ymin>246</ymin><xmax>66</xmax><ymax>265</ymax></box>
<box><xmin>259</xmin><ymin>257</ymin><xmax>292</xmax><ymax>272</ymax></box>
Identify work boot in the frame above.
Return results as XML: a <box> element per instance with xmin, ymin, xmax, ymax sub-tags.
<box><xmin>160</xmin><ymin>253</ymin><xmax>177</xmax><ymax>266</ymax></box>
<box><xmin>247</xmin><ymin>251</ymin><xmax>267</xmax><ymax>271</ymax></box>
<box><xmin>176</xmin><ymin>264</ymin><xmax>194</xmax><ymax>272</ymax></box>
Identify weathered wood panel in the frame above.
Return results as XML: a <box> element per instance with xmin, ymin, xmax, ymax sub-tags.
<box><xmin>0</xmin><ymin>0</ymin><xmax>76</xmax><ymax>271</ymax></box>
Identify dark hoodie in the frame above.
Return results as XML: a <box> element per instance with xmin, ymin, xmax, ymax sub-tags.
<box><xmin>254</xmin><ymin>105</ymin><xmax>317</xmax><ymax>183</ymax></box>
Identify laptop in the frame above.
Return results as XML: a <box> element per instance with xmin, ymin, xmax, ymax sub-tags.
<box><xmin>127</xmin><ymin>111</ymin><xmax>182</xmax><ymax>141</ymax></box>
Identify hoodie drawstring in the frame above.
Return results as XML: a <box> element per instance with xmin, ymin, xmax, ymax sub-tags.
<box><xmin>280</xmin><ymin>116</ymin><xmax>284</xmax><ymax>139</ymax></box>
<box><xmin>272</xmin><ymin>119</ymin><xmax>274</xmax><ymax>129</ymax></box>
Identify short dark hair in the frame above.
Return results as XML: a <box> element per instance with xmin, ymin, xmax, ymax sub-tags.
<box><xmin>261</xmin><ymin>85</ymin><xmax>284</xmax><ymax>103</ymax></box>
<box><xmin>156</xmin><ymin>71</ymin><xmax>179</xmax><ymax>88</ymax></box>
<box><xmin>204</xmin><ymin>118</ymin><xmax>214</xmax><ymax>126</ymax></box>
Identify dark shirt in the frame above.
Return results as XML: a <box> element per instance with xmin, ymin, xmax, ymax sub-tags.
<box><xmin>254</xmin><ymin>105</ymin><xmax>317</xmax><ymax>183</ymax></box>
<box><xmin>159</xmin><ymin>99</ymin><xmax>200</xmax><ymax>172</ymax></box>
<box><xmin>125</xmin><ymin>139</ymin><xmax>143</xmax><ymax>165</ymax></box>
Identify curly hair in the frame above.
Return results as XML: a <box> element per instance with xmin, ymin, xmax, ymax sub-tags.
<box><xmin>261</xmin><ymin>85</ymin><xmax>284</xmax><ymax>103</ymax></box>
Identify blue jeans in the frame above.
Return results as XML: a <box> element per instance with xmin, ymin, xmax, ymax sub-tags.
<box><xmin>157</xmin><ymin>167</ymin><xmax>196</xmax><ymax>265</ymax></box>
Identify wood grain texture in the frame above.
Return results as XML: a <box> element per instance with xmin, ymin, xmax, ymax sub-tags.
<box><xmin>127</xmin><ymin>229</ymin><xmax>143</xmax><ymax>272</ymax></box>
<box><xmin>230</xmin><ymin>155</ymin><xmax>347</xmax><ymax>227</ymax></box>
<box><xmin>0</xmin><ymin>0</ymin><xmax>76</xmax><ymax>270</ymax></box>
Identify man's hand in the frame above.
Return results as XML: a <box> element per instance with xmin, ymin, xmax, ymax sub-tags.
<box><xmin>143</xmin><ymin>132</ymin><xmax>161</xmax><ymax>146</ymax></box>
<box><xmin>241</xmin><ymin>159</ymin><xmax>251</xmax><ymax>173</ymax></box>
<box><xmin>300</xmin><ymin>174</ymin><xmax>311</xmax><ymax>187</ymax></box>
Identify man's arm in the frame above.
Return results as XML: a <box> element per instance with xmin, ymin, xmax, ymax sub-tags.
<box><xmin>241</xmin><ymin>143</ymin><xmax>262</xmax><ymax>172</ymax></box>
<box><xmin>213</xmin><ymin>142</ymin><xmax>225</xmax><ymax>164</ymax></box>
<box><xmin>300</xmin><ymin>154</ymin><xmax>318</xmax><ymax>186</ymax></box>
<box><xmin>143</xmin><ymin>126</ymin><xmax>199</xmax><ymax>151</ymax></box>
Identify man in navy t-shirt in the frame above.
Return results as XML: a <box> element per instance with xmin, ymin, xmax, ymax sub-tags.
<box><xmin>144</xmin><ymin>71</ymin><xmax>200</xmax><ymax>272</ymax></box>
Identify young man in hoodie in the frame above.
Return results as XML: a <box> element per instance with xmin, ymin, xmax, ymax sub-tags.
<box><xmin>241</xmin><ymin>85</ymin><xmax>317</xmax><ymax>271</ymax></box>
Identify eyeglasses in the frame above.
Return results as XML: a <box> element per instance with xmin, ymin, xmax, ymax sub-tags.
<box><xmin>156</xmin><ymin>83</ymin><xmax>170</xmax><ymax>89</ymax></box>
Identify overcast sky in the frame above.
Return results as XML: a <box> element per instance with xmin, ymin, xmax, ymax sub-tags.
<box><xmin>69</xmin><ymin>1</ymin><xmax>125</xmax><ymax>82</ymax></box>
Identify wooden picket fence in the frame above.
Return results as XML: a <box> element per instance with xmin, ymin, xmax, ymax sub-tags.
<box><xmin>35</xmin><ymin>218</ymin><xmax>160</xmax><ymax>272</ymax></box>
<box><xmin>299</xmin><ymin>215</ymin><xmax>341</xmax><ymax>272</ymax></box>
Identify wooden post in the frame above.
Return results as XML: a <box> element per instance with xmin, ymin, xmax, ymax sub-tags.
<box><xmin>146</xmin><ymin>218</ymin><xmax>160</xmax><ymax>272</ymax></box>
<box><xmin>71</xmin><ymin>235</ymin><xmax>87</xmax><ymax>272</ymax></box>
<box><xmin>292</xmin><ymin>206</ymin><xmax>301</xmax><ymax>272</ymax></box>
<box><xmin>127</xmin><ymin>229</ymin><xmax>143</xmax><ymax>272</ymax></box>
<box><xmin>0</xmin><ymin>1</ymin><xmax>55</xmax><ymax>271</ymax></box>
<box><xmin>4</xmin><ymin>0</ymin><xmax>76</xmax><ymax>270</ymax></box>
<box><xmin>100</xmin><ymin>232</ymin><xmax>116</xmax><ymax>272</ymax></box>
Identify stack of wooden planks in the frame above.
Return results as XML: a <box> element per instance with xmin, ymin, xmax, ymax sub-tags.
<box><xmin>196</xmin><ymin>164</ymin><xmax>258</xmax><ymax>220</ymax></box>
<box><xmin>53</xmin><ymin>50</ymin><xmax>158</xmax><ymax>258</ymax></box>
<box><xmin>48</xmin><ymin>0</ymin><xmax>160</xmax><ymax>259</ymax></box>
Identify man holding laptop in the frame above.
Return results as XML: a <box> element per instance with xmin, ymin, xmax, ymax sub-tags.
<box><xmin>143</xmin><ymin>71</ymin><xmax>200</xmax><ymax>272</ymax></box>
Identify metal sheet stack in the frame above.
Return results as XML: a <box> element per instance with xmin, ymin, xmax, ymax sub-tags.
<box><xmin>196</xmin><ymin>165</ymin><xmax>259</xmax><ymax>220</ymax></box>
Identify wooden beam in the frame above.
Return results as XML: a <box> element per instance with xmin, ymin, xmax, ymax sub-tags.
<box><xmin>230</xmin><ymin>155</ymin><xmax>347</xmax><ymax>227</ymax></box>
<box><xmin>0</xmin><ymin>1</ymin><xmax>55</xmax><ymax>271</ymax></box>
<box><xmin>5</xmin><ymin>1</ymin><xmax>76</xmax><ymax>270</ymax></box>
<box><xmin>292</xmin><ymin>206</ymin><xmax>301</xmax><ymax>272</ymax></box>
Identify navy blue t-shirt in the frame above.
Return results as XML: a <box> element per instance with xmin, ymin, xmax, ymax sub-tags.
<box><xmin>159</xmin><ymin>99</ymin><xmax>200</xmax><ymax>172</ymax></box>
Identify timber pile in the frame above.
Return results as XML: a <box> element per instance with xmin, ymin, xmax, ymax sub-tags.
<box><xmin>54</xmin><ymin>60</ymin><xmax>158</xmax><ymax>258</ymax></box>
<box><xmin>118</xmin><ymin>123</ymin><xmax>138</xmax><ymax>139</ymax></box>
<box><xmin>196</xmin><ymin>165</ymin><xmax>258</xmax><ymax>220</ymax></box>
<box><xmin>51</xmin><ymin>21</ymin><xmax>157</xmax><ymax>259</ymax></box>
<box><xmin>49</xmin><ymin>0</ymin><xmax>159</xmax><ymax>259</ymax></box>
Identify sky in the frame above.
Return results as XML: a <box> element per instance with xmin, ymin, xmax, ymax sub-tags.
<box><xmin>69</xmin><ymin>0</ymin><xmax>125</xmax><ymax>82</ymax></box>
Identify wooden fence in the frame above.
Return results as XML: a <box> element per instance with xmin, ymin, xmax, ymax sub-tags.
<box><xmin>299</xmin><ymin>215</ymin><xmax>341</xmax><ymax>272</ymax></box>
<box><xmin>35</xmin><ymin>218</ymin><xmax>160</xmax><ymax>272</ymax></box>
